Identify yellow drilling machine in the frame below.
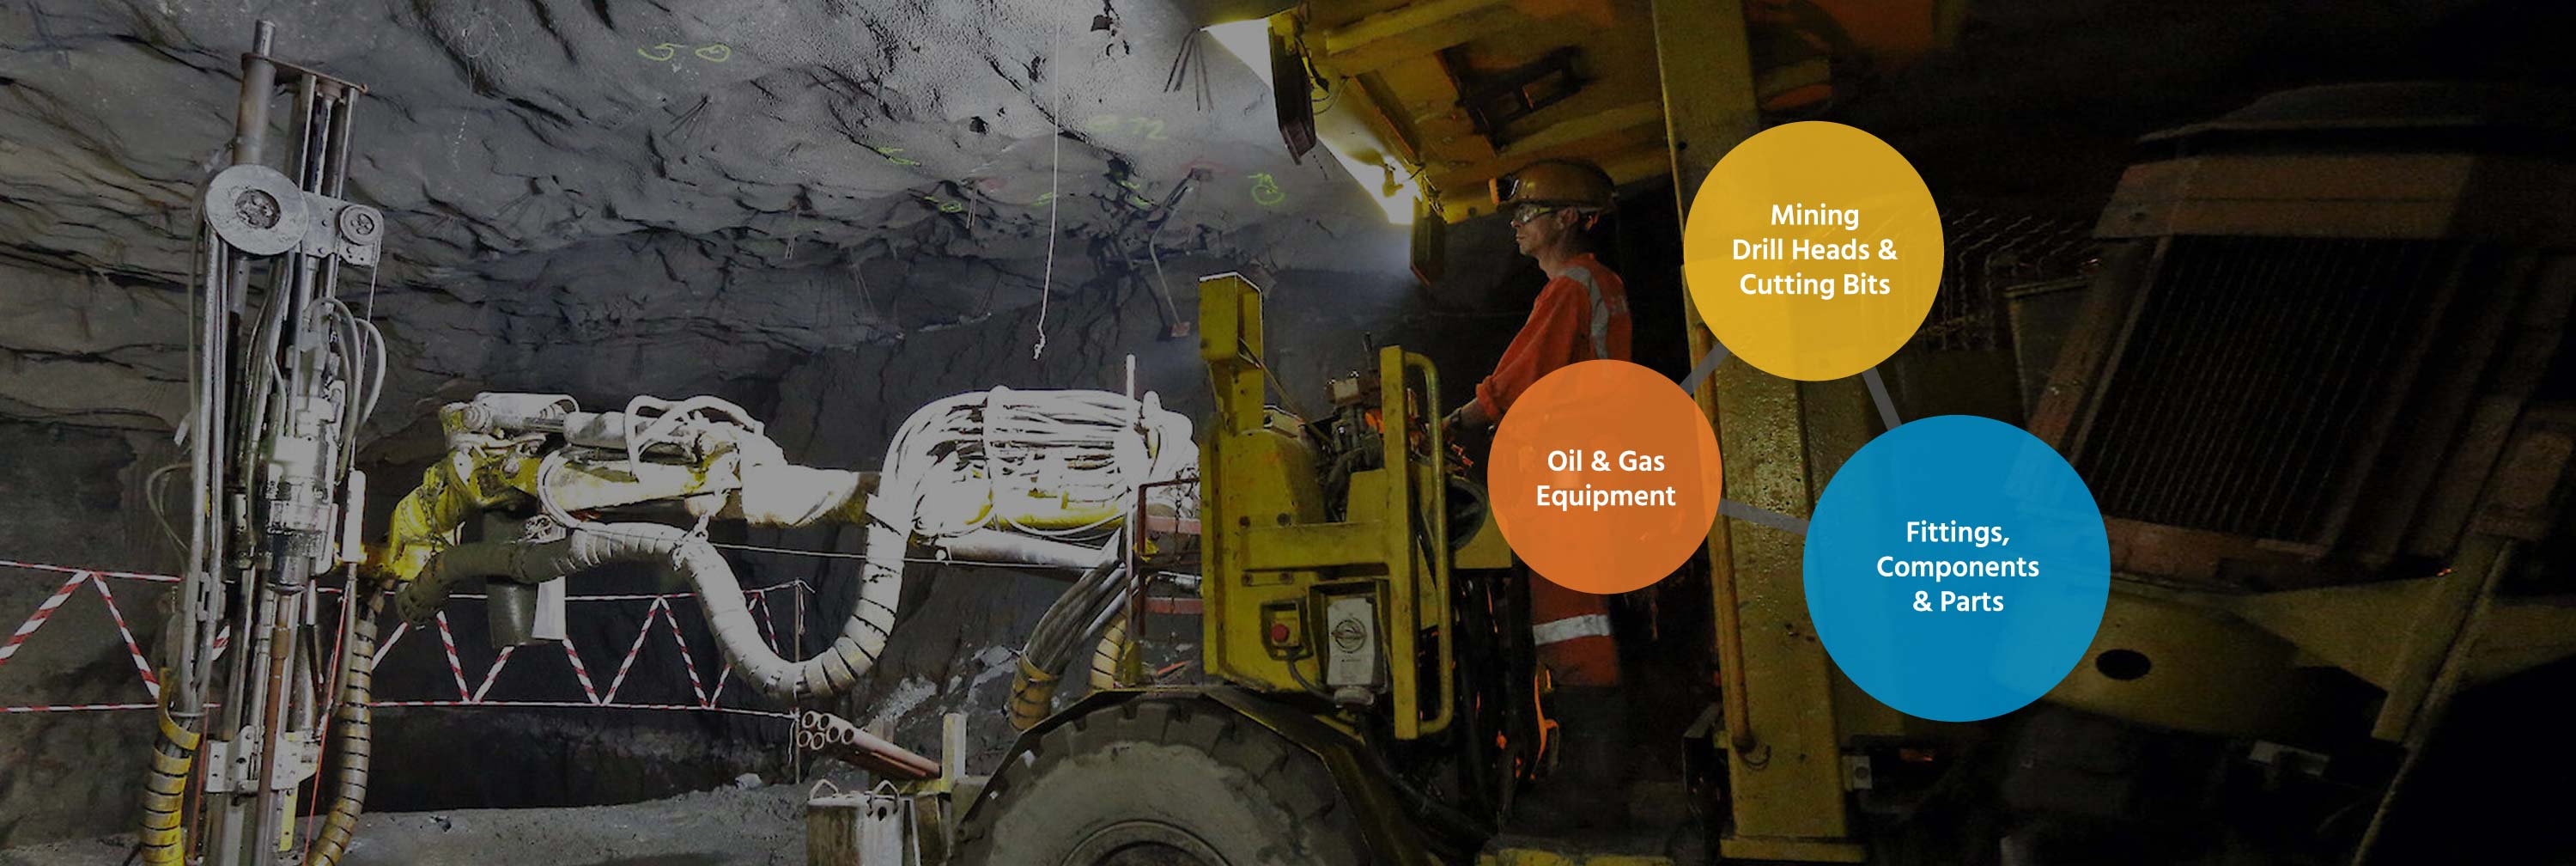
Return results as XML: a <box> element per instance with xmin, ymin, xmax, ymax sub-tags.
<box><xmin>950</xmin><ymin>274</ymin><xmax>1523</xmax><ymax>864</ymax></box>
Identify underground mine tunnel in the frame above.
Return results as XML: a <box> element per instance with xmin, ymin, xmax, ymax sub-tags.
<box><xmin>4</xmin><ymin>1</ymin><xmax>2575</xmax><ymax>864</ymax></box>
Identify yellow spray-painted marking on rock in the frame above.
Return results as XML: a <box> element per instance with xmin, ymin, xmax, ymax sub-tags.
<box><xmin>1248</xmin><ymin>173</ymin><xmax>1285</xmax><ymax>206</ymax></box>
<box><xmin>1084</xmin><ymin>114</ymin><xmax>1169</xmax><ymax>140</ymax></box>
<box><xmin>638</xmin><ymin>42</ymin><xmax>732</xmax><ymax>64</ymax></box>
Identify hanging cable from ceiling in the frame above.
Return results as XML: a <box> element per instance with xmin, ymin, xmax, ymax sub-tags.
<box><xmin>1164</xmin><ymin>25</ymin><xmax>1212</xmax><ymax>112</ymax></box>
<box><xmin>1033</xmin><ymin>20</ymin><xmax>1064</xmax><ymax>361</ymax></box>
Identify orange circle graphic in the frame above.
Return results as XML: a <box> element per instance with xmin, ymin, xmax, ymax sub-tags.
<box><xmin>1487</xmin><ymin>360</ymin><xmax>1723</xmax><ymax>595</ymax></box>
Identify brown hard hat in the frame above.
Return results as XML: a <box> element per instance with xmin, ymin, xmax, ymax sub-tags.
<box><xmin>1492</xmin><ymin>159</ymin><xmax>1615</xmax><ymax>210</ymax></box>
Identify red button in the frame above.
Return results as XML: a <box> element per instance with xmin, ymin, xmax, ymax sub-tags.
<box><xmin>1268</xmin><ymin>622</ymin><xmax>1292</xmax><ymax>644</ymax></box>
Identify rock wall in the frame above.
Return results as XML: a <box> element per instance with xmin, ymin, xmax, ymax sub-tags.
<box><xmin>0</xmin><ymin>422</ymin><xmax>179</xmax><ymax>846</ymax></box>
<box><xmin>0</xmin><ymin>0</ymin><xmax>1387</xmax><ymax>460</ymax></box>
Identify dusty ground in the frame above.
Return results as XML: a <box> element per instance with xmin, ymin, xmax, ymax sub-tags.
<box><xmin>0</xmin><ymin>773</ymin><xmax>834</xmax><ymax>866</ymax></box>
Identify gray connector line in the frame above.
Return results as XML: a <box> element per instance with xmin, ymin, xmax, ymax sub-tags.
<box><xmin>1720</xmin><ymin>499</ymin><xmax>1809</xmax><ymax>535</ymax></box>
<box><xmin>1861</xmin><ymin>367</ymin><xmax>1902</xmax><ymax>430</ymax></box>
<box><xmin>1680</xmin><ymin>340</ymin><xmax>1732</xmax><ymax>394</ymax></box>
<box><xmin>1673</xmin><ymin>340</ymin><xmax>1830</xmax><ymax>536</ymax></box>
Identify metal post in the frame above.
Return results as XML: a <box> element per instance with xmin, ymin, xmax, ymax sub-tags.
<box><xmin>232</xmin><ymin>22</ymin><xmax>276</xmax><ymax>168</ymax></box>
<box><xmin>1123</xmin><ymin>354</ymin><xmax>1144</xmax><ymax>687</ymax></box>
<box><xmin>1652</xmin><ymin>2</ymin><xmax>1866</xmax><ymax>860</ymax></box>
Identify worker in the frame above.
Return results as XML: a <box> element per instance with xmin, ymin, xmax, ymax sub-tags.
<box><xmin>1442</xmin><ymin>158</ymin><xmax>1633</xmax><ymax>433</ymax></box>
<box><xmin>1443</xmin><ymin>158</ymin><xmax>1635</xmax><ymax>828</ymax></box>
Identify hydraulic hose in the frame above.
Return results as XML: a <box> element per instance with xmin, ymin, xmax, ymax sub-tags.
<box><xmin>1006</xmin><ymin>556</ymin><xmax>1134</xmax><ymax>729</ymax></box>
<box><xmin>138</xmin><ymin>592</ymin><xmax>386</xmax><ymax>866</ymax></box>
<box><xmin>398</xmin><ymin>457</ymin><xmax>891</xmax><ymax>698</ymax></box>
<box><xmin>408</xmin><ymin>522</ymin><xmax>898</xmax><ymax>700</ymax></box>
<box><xmin>1006</xmin><ymin>658</ymin><xmax>1060</xmax><ymax>732</ymax></box>
<box><xmin>303</xmin><ymin>591</ymin><xmax>386</xmax><ymax>866</ymax></box>
<box><xmin>137</xmin><ymin>705</ymin><xmax>200</xmax><ymax>865</ymax></box>
<box><xmin>1087</xmin><ymin>617</ymin><xmax>1130</xmax><ymax>691</ymax></box>
<box><xmin>387</xmin><ymin>388</ymin><xmax>1188</xmax><ymax>710</ymax></box>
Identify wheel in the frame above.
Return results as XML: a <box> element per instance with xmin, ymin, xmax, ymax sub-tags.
<box><xmin>951</xmin><ymin>696</ymin><xmax>1370</xmax><ymax>866</ymax></box>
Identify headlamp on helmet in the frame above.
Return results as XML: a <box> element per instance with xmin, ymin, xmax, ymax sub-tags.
<box><xmin>1492</xmin><ymin>159</ymin><xmax>1615</xmax><ymax>212</ymax></box>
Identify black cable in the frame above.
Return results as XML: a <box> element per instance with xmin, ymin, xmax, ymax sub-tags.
<box><xmin>1280</xmin><ymin>645</ymin><xmax>1334</xmax><ymax>699</ymax></box>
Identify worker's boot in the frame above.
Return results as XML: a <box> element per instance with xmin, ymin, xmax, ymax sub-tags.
<box><xmin>1510</xmin><ymin>575</ymin><xmax>1631</xmax><ymax>832</ymax></box>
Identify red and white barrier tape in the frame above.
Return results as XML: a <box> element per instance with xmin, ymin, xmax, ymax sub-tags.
<box><xmin>433</xmin><ymin>612</ymin><xmax>473</xmax><ymax>700</ymax></box>
<box><xmin>0</xmin><ymin>570</ymin><xmax>90</xmax><ymax>668</ymax></box>
<box><xmin>563</xmin><ymin>636</ymin><xmax>604</xmax><ymax>704</ymax></box>
<box><xmin>0</xmin><ymin>558</ymin><xmax>181</xmax><ymax>583</ymax></box>
<box><xmin>3</xmin><ymin>702</ymin><xmax>160</xmax><ymax>714</ymax></box>
<box><xmin>663</xmin><ymin>601</ymin><xmax>711</xmax><ymax>706</ymax></box>
<box><xmin>3</xmin><ymin>558</ymin><xmax>806</xmax><ymax>720</ymax></box>
<box><xmin>471</xmin><ymin>645</ymin><xmax>517</xmax><ymax>704</ymax></box>
<box><xmin>600</xmin><ymin>599</ymin><xmax>665</xmax><ymax>704</ymax></box>
<box><xmin>367</xmin><ymin>700</ymin><xmax>791</xmax><ymax>720</ymax></box>
<box><xmin>89</xmin><ymin>573</ymin><xmax>161</xmax><ymax>700</ymax></box>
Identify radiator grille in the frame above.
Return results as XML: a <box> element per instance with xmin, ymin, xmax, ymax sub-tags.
<box><xmin>2075</xmin><ymin>236</ymin><xmax>2458</xmax><ymax>544</ymax></box>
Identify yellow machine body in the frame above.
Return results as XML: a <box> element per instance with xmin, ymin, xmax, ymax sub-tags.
<box><xmin>1195</xmin><ymin>272</ymin><xmax>1457</xmax><ymax>740</ymax></box>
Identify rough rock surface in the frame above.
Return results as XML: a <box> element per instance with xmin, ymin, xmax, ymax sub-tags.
<box><xmin>0</xmin><ymin>422</ymin><xmax>180</xmax><ymax>850</ymax></box>
<box><xmin>1</xmin><ymin>0</ymin><xmax>1388</xmax><ymax>459</ymax></box>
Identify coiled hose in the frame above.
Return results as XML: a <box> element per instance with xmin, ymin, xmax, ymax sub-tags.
<box><xmin>1006</xmin><ymin>553</ymin><xmax>1134</xmax><ymax>730</ymax></box>
<box><xmin>303</xmin><ymin>590</ymin><xmax>386</xmax><ymax>866</ymax></box>
<box><xmin>407</xmin><ymin>522</ymin><xmax>898</xmax><ymax>700</ymax></box>
<box><xmin>1088</xmin><ymin>618</ymin><xmax>1130</xmax><ymax>691</ymax></box>
<box><xmin>387</xmin><ymin>388</ymin><xmax>1187</xmax><ymax>704</ymax></box>
<box><xmin>138</xmin><ymin>590</ymin><xmax>386</xmax><ymax>866</ymax></box>
<box><xmin>1005</xmin><ymin>656</ymin><xmax>1060</xmax><ymax>733</ymax></box>
<box><xmin>137</xmin><ymin>706</ymin><xmax>198</xmax><ymax>865</ymax></box>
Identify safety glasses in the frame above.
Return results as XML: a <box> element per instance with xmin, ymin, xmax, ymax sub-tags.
<box><xmin>1510</xmin><ymin>204</ymin><xmax>1558</xmax><ymax>227</ymax></box>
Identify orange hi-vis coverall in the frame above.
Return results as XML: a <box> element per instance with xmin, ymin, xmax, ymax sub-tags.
<box><xmin>1471</xmin><ymin>252</ymin><xmax>1632</xmax><ymax>686</ymax></box>
<box><xmin>1471</xmin><ymin>253</ymin><xmax>1635</xmax><ymax>418</ymax></box>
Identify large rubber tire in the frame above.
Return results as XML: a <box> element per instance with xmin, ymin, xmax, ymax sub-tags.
<box><xmin>951</xmin><ymin>696</ymin><xmax>1371</xmax><ymax>866</ymax></box>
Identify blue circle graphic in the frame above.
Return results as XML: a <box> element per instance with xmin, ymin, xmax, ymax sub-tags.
<box><xmin>1804</xmin><ymin>414</ymin><xmax>2109</xmax><ymax>722</ymax></box>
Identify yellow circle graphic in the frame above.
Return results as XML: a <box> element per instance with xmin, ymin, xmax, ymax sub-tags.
<box><xmin>1684</xmin><ymin>121</ymin><xmax>1943</xmax><ymax>381</ymax></box>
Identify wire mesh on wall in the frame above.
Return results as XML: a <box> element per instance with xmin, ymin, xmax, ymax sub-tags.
<box><xmin>1913</xmin><ymin>210</ymin><xmax>2099</xmax><ymax>352</ymax></box>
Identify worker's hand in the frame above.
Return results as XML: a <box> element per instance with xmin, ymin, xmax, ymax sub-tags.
<box><xmin>1443</xmin><ymin>400</ymin><xmax>1493</xmax><ymax>436</ymax></box>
